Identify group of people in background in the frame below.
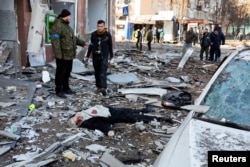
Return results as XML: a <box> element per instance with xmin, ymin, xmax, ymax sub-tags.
<box><xmin>182</xmin><ymin>25</ymin><xmax>225</xmax><ymax>62</ymax></box>
<box><xmin>199</xmin><ymin>25</ymin><xmax>225</xmax><ymax>62</ymax></box>
<box><xmin>135</xmin><ymin>26</ymin><xmax>165</xmax><ymax>51</ymax></box>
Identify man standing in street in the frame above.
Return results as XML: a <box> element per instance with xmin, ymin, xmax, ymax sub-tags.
<box><xmin>216</xmin><ymin>25</ymin><xmax>225</xmax><ymax>61</ymax></box>
<box><xmin>209</xmin><ymin>27</ymin><xmax>220</xmax><ymax>62</ymax></box>
<box><xmin>135</xmin><ymin>28</ymin><xmax>142</xmax><ymax>51</ymax></box>
<box><xmin>50</xmin><ymin>9</ymin><xmax>88</xmax><ymax>98</ymax></box>
<box><xmin>84</xmin><ymin>20</ymin><xmax>113</xmax><ymax>96</ymax></box>
<box><xmin>193</xmin><ymin>27</ymin><xmax>199</xmax><ymax>46</ymax></box>
<box><xmin>199</xmin><ymin>28</ymin><xmax>210</xmax><ymax>61</ymax></box>
<box><xmin>146</xmin><ymin>28</ymin><xmax>153</xmax><ymax>51</ymax></box>
<box><xmin>182</xmin><ymin>27</ymin><xmax>197</xmax><ymax>57</ymax></box>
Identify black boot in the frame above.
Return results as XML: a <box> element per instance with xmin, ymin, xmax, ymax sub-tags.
<box><xmin>63</xmin><ymin>88</ymin><xmax>75</xmax><ymax>95</ymax></box>
<box><xmin>56</xmin><ymin>91</ymin><xmax>67</xmax><ymax>98</ymax></box>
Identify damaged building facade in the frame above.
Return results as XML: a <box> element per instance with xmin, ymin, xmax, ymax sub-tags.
<box><xmin>0</xmin><ymin>0</ymin><xmax>116</xmax><ymax>68</ymax></box>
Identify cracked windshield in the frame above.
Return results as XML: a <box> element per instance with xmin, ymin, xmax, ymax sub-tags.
<box><xmin>203</xmin><ymin>56</ymin><xmax>250</xmax><ymax>127</ymax></box>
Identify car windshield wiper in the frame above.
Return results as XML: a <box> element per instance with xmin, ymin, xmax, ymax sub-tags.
<box><xmin>194</xmin><ymin>113</ymin><xmax>250</xmax><ymax>131</ymax></box>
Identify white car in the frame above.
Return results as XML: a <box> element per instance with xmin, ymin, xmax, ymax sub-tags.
<box><xmin>153</xmin><ymin>47</ymin><xmax>250</xmax><ymax>167</ymax></box>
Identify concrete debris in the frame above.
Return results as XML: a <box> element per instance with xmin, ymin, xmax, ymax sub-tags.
<box><xmin>62</xmin><ymin>150</ymin><xmax>79</xmax><ymax>162</ymax></box>
<box><xmin>0</xmin><ymin>102</ymin><xmax>16</xmax><ymax>108</ymax></box>
<box><xmin>177</xmin><ymin>48</ymin><xmax>194</xmax><ymax>70</ymax></box>
<box><xmin>166</xmin><ymin>77</ymin><xmax>181</xmax><ymax>83</ymax></box>
<box><xmin>70</xmin><ymin>72</ymin><xmax>95</xmax><ymax>81</ymax></box>
<box><xmin>108</xmin><ymin>73</ymin><xmax>140</xmax><ymax>85</ymax></box>
<box><xmin>100</xmin><ymin>152</ymin><xmax>126</xmax><ymax>167</ymax></box>
<box><xmin>12</xmin><ymin>148</ymin><xmax>42</xmax><ymax>162</ymax></box>
<box><xmin>0</xmin><ymin>146</ymin><xmax>11</xmax><ymax>156</ymax></box>
<box><xmin>0</xmin><ymin>42</ymin><xmax>234</xmax><ymax>166</ymax></box>
<box><xmin>0</xmin><ymin>130</ymin><xmax>20</xmax><ymax>140</ymax></box>
<box><xmin>69</xmin><ymin>148</ymin><xmax>89</xmax><ymax>160</ymax></box>
<box><xmin>135</xmin><ymin>122</ymin><xmax>146</xmax><ymax>132</ymax></box>
<box><xmin>72</xmin><ymin>58</ymin><xmax>93</xmax><ymax>74</ymax></box>
<box><xmin>6</xmin><ymin>133</ymin><xmax>85</xmax><ymax>167</ymax></box>
<box><xmin>23</xmin><ymin>158</ymin><xmax>57</xmax><ymax>167</ymax></box>
<box><xmin>42</xmin><ymin>70</ymin><xmax>50</xmax><ymax>83</ymax></box>
<box><xmin>85</xmin><ymin>144</ymin><xmax>107</xmax><ymax>153</ymax></box>
<box><xmin>118</xmin><ymin>88</ymin><xmax>167</xmax><ymax>97</ymax></box>
<box><xmin>154</xmin><ymin>140</ymin><xmax>164</xmax><ymax>149</ymax></box>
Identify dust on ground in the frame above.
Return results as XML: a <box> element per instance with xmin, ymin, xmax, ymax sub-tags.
<box><xmin>0</xmin><ymin>42</ymin><xmax>237</xmax><ymax>167</ymax></box>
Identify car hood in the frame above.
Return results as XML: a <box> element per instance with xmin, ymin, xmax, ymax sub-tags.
<box><xmin>153</xmin><ymin>112</ymin><xmax>250</xmax><ymax>167</ymax></box>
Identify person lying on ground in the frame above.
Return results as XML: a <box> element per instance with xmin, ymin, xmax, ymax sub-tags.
<box><xmin>68</xmin><ymin>105</ymin><xmax>173</xmax><ymax>137</ymax></box>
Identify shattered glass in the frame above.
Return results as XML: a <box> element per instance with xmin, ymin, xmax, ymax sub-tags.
<box><xmin>203</xmin><ymin>58</ymin><xmax>250</xmax><ymax>127</ymax></box>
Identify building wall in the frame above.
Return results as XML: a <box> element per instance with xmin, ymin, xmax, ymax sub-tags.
<box><xmin>139</xmin><ymin>0</ymin><xmax>171</xmax><ymax>15</ymax></box>
<box><xmin>77</xmin><ymin>0</ymin><xmax>86</xmax><ymax>38</ymax></box>
<box><xmin>16</xmin><ymin>0</ymin><xmax>31</xmax><ymax>66</ymax></box>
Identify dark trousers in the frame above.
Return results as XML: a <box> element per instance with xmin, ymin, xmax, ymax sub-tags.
<box><xmin>199</xmin><ymin>46</ymin><xmax>209</xmax><ymax>60</ymax></box>
<box><xmin>136</xmin><ymin>39</ymin><xmax>142</xmax><ymax>51</ymax></box>
<box><xmin>218</xmin><ymin>46</ymin><xmax>221</xmax><ymax>58</ymax></box>
<box><xmin>147</xmin><ymin>41</ymin><xmax>152</xmax><ymax>51</ymax></box>
<box><xmin>209</xmin><ymin>46</ymin><xmax>219</xmax><ymax>62</ymax></box>
<box><xmin>55</xmin><ymin>59</ymin><xmax>73</xmax><ymax>93</ymax></box>
<box><xmin>108</xmin><ymin>107</ymin><xmax>159</xmax><ymax>123</ymax></box>
<box><xmin>93</xmin><ymin>55</ymin><xmax>108</xmax><ymax>89</ymax></box>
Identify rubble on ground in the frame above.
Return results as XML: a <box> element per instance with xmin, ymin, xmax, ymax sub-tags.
<box><xmin>0</xmin><ymin>43</ymin><xmax>235</xmax><ymax>166</ymax></box>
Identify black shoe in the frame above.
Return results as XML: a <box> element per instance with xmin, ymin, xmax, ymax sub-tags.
<box><xmin>100</xmin><ymin>88</ymin><xmax>107</xmax><ymax>96</ymax></box>
<box><xmin>63</xmin><ymin>89</ymin><xmax>75</xmax><ymax>95</ymax></box>
<box><xmin>56</xmin><ymin>92</ymin><xmax>67</xmax><ymax>98</ymax></box>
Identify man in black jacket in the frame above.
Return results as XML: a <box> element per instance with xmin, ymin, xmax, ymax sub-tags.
<box><xmin>199</xmin><ymin>28</ymin><xmax>210</xmax><ymax>61</ymax></box>
<box><xmin>136</xmin><ymin>28</ymin><xmax>142</xmax><ymax>51</ymax></box>
<box><xmin>68</xmin><ymin>105</ymin><xmax>173</xmax><ymax>137</ymax></box>
<box><xmin>209</xmin><ymin>27</ymin><xmax>221</xmax><ymax>62</ymax></box>
<box><xmin>84</xmin><ymin>20</ymin><xmax>113</xmax><ymax>96</ymax></box>
<box><xmin>216</xmin><ymin>25</ymin><xmax>225</xmax><ymax>60</ymax></box>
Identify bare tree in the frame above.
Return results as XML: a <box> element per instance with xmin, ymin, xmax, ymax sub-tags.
<box><xmin>220</xmin><ymin>0</ymin><xmax>250</xmax><ymax>35</ymax></box>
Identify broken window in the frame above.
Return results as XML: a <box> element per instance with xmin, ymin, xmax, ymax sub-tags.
<box><xmin>202</xmin><ymin>57</ymin><xmax>250</xmax><ymax>128</ymax></box>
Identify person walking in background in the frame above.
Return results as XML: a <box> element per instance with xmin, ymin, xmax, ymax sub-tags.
<box><xmin>182</xmin><ymin>27</ymin><xmax>197</xmax><ymax>57</ymax></box>
<box><xmin>135</xmin><ymin>28</ymin><xmax>142</xmax><ymax>51</ymax></box>
<box><xmin>146</xmin><ymin>28</ymin><xmax>153</xmax><ymax>51</ymax></box>
<box><xmin>209</xmin><ymin>27</ymin><xmax>220</xmax><ymax>62</ymax></box>
<box><xmin>141</xmin><ymin>26</ymin><xmax>146</xmax><ymax>42</ymax></box>
<box><xmin>159</xmin><ymin>29</ymin><xmax>165</xmax><ymax>44</ymax></box>
<box><xmin>152</xmin><ymin>26</ymin><xmax>157</xmax><ymax>43</ymax></box>
<box><xmin>199</xmin><ymin>28</ymin><xmax>210</xmax><ymax>61</ymax></box>
<box><xmin>50</xmin><ymin>9</ymin><xmax>88</xmax><ymax>98</ymax></box>
<box><xmin>193</xmin><ymin>27</ymin><xmax>198</xmax><ymax>46</ymax></box>
<box><xmin>84</xmin><ymin>20</ymin><xmax>113</xmax><ymax>96</ymax></box>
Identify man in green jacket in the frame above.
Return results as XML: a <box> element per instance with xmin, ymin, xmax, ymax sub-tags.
<box><xmin>146</xmin><ymin>28</ymin><xmax>153</xmax><ymax>51</ymax></box>
<box><xmin>50</xmin><ymin>9</ymin><xmax>88</xmax><ymax>98</ymax></box>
